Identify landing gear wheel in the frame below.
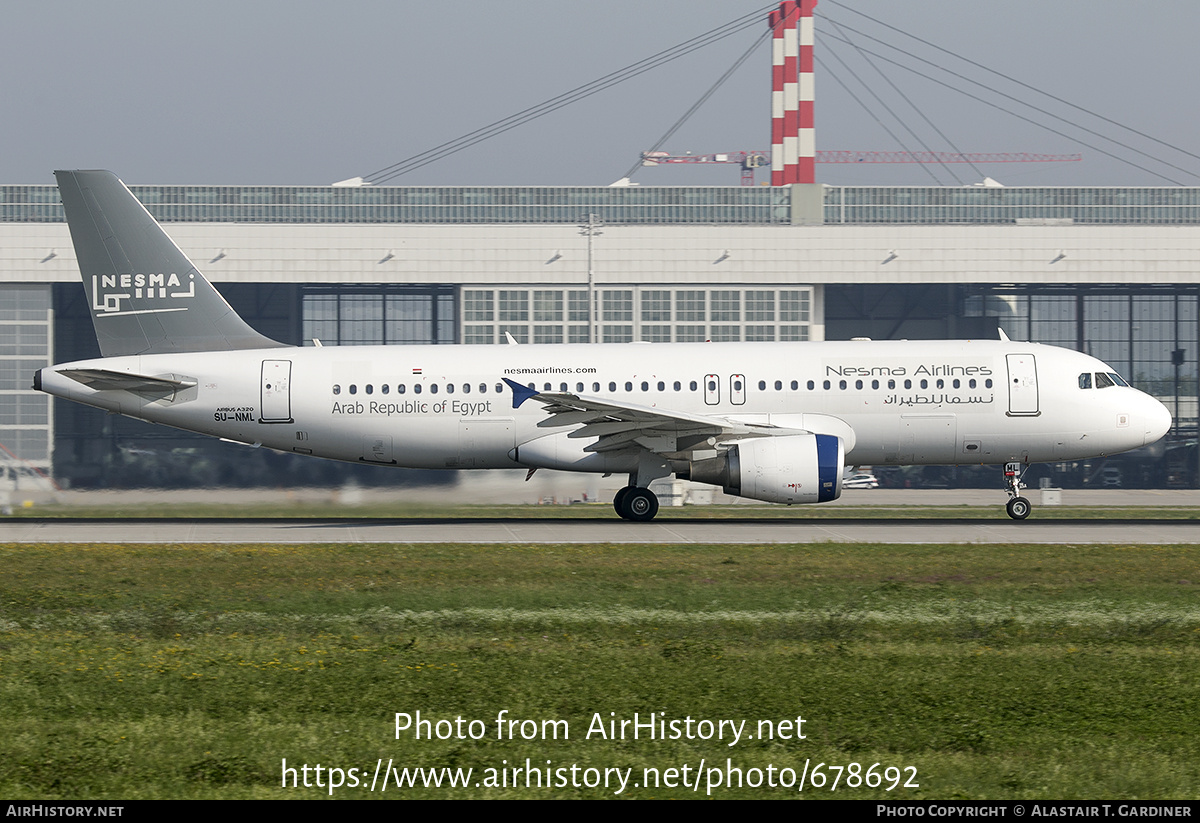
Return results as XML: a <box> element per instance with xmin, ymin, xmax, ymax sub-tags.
<box><xmin>613</xmin><ymin>486</ymin><xmax>633</xmax><ymax>518</ymax></box>
<box><xmin>1006</xmin><ymin>496</ymin><xmax>1031</xmax><ymax>520</ymax></box>
<box><xmin>623</xmin><ymin>487</ymin><xmax>660</xmax><ymax>522</ymax></box>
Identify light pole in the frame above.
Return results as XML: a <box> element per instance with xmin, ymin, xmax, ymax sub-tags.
<box><xmin>579</xmin><ymin>213</ymin><xmax>603</xmax><ymax>343</ymax></box>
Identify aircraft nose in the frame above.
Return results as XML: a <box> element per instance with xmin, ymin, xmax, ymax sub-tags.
<box><xmin>1143</xmin><ymin>396</ymin><xmax>1172</xmax><ymax>445</ymax></box>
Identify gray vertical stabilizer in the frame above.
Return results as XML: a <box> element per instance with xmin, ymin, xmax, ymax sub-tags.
<box><xmin>55</xmin><ymin>169</ymin><xmax>287</xmax><ymax>356</ymax></box>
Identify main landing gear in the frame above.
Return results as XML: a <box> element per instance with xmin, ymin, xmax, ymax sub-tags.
<box><xmin>1003</xmin><ymin>461</ymin><xmax>1031</xmax><ymax>520</ymax></box>
<box><xmin>613</xmin><ymin>485</ymin><xmax>660</xmax><ymax>522</ymax></box>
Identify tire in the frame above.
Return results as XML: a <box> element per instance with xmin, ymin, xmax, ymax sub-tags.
<box><xmin>613</xmin><ymin>486</ymin><xmax>633</xmax><ymax>519</ymax></box>
<box><xmin>624</xmin><ymin>488</ymin><xmax>659</xmax><ymax>522</ymax></box>
<box><xmin>1006</xmin><ymin>496</ymin><xmax>1032</xmax><ymax>520</ymax></box>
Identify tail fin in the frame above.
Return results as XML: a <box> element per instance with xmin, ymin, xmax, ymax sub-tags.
<box><xmin>55</xmin><ymin>170</ymin><xmax>286</xmax><ymax>356</ymax></box>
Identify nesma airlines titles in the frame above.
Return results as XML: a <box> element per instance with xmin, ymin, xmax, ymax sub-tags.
<box><xmin>36</xmin><ymin>171</ymin><xmax>1170</xmax><ymax>521</ymax></box>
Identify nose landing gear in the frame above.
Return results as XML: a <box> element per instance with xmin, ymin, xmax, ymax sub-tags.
<box><xmin>1004</xmin><ymin>462</ymin><xmax>1032</xmax><ymax>520</ymax></box>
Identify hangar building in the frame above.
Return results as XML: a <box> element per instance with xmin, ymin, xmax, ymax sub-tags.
<box><xmin>1</xmin><ymin>180</ymin><xmax>1196</xmax><ymax>489</ymax></box>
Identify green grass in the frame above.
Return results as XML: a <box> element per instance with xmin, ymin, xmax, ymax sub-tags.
<box><xmin>1</xmin><ymin>542</ymin><xmax>1198</xmax><ymax>798</ymax></box>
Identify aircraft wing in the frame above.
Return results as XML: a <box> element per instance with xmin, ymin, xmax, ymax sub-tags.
<box><xmin>504</xmin><ymin>378</ymin><xmax>802</xmax><ymax>458</ymax></box>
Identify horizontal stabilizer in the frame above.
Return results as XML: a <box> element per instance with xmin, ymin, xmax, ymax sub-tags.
<box><xmin>59</xmin><ymin>368</ymin><xmax>196</xmax><ymax>393</ymax></box>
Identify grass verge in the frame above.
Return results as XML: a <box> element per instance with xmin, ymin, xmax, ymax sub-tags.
<box><xmin>1</xmin><ymin>541</ymin><xmax>1197</xmax><ymax>799</ymax></box>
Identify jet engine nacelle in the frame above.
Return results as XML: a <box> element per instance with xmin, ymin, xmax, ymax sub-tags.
<box><xmin>685</xmin><ymin>434</ymin><xmax>844</xmax><ymax>504</ymax></box>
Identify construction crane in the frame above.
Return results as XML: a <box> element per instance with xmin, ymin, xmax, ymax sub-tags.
<box><xmin>640</xmin><ymin>150</ymin><xmax>1083</xmax><ymax>186</ymax></box>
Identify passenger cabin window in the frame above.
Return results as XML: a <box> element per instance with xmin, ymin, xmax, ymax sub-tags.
<box><xmin>333</xmin><ymin>384</ymin><xmax>341</xmax><ymax>395</ymax></box>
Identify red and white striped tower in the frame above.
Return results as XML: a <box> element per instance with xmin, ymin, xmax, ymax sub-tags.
<box><xmin>769</xmin><ymin>0</ymin><xmax>817</xmax><ymax>185</ymax></box>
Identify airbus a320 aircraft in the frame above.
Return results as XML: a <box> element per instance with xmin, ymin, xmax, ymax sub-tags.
<box><xmin>36</xmin><ymin>170</ymin><xmax>1171</xmax><ymax>521</ymax></box>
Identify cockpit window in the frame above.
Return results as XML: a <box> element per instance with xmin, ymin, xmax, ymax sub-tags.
<box><xmin>1095</xmin><ymin>372</ymin><xmax>1115</xmax><ymax>389</ymax></box>
<box><xmin>1078</xmin><ymin>373</ymin><xmax>1092</xmax><ymax>389</ymax></box>
<box><xmin>1109</xmin><ymin>372</ymin><xmax>1129</xmax><ymax>387</ymax></box>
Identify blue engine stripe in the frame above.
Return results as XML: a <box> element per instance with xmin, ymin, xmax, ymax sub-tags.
<box><xmin>815</xmin><ymin>434</ymin><xmax>841</xmax><ymax>502</ymax></box>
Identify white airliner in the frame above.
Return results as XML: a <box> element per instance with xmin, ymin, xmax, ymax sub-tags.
<box><xmin>36</xmin><ymin>170</ymin><xmax>1171</xmax><ymax>521</ymax></box>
